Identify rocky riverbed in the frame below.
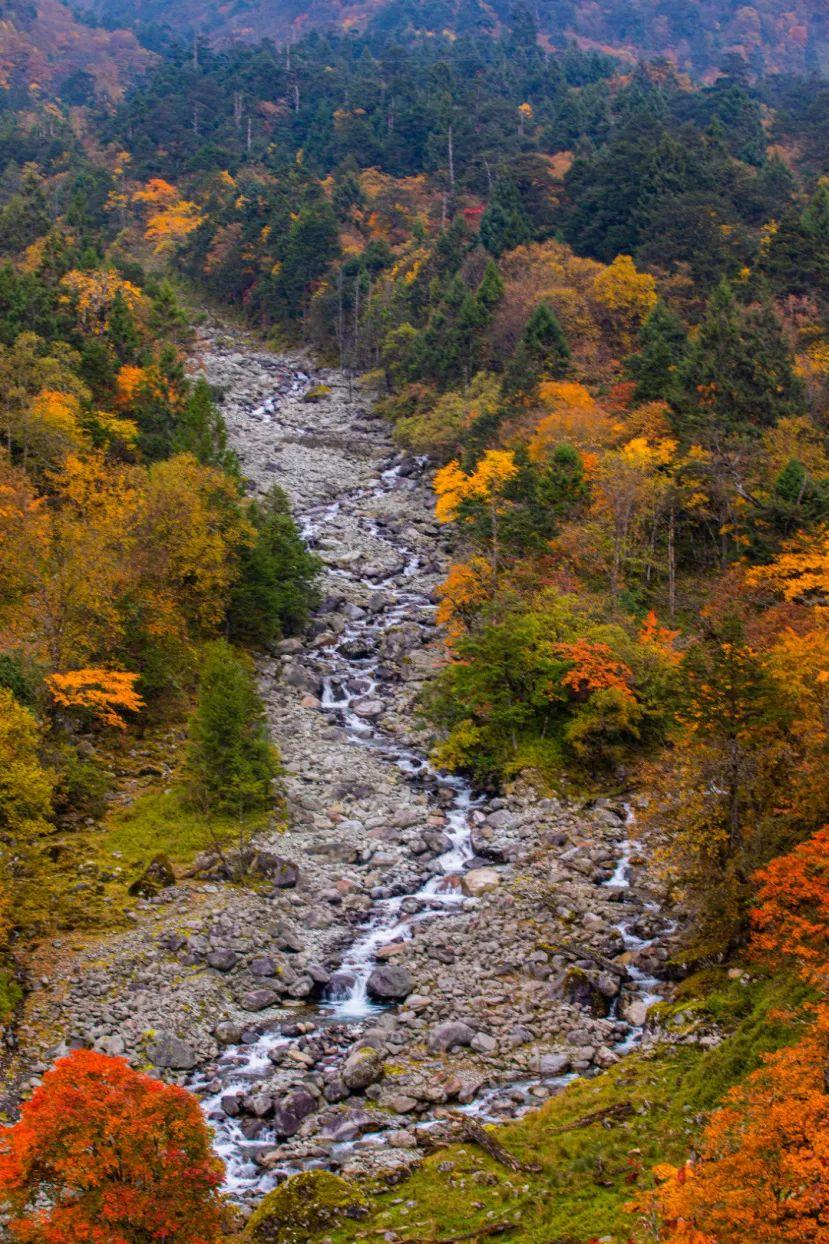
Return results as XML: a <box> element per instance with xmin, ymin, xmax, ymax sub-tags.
<box><xmin>8</xmin><ymin>325</ymin><xmax>679</xmax><ymax>1204</ymax></box>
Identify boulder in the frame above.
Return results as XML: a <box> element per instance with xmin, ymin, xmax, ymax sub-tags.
<box><xmin>239</xmin><ymin>988</ymin><xmax>280</xmax><ymax>1012</ymax></box>
<box><xmin>342</xmin><ymin>1046</ymin><xmax>384</xmax><ymax>1091</ymax></box>
<box><xmin>427</xmin><ymin>1021</ymin><xmax>475</xmax><ymax>1053</ymax></box>
<box><xmin>271</xmin><ymin>1088</ymin><xmax>317</xmax><ymax>1138</ymax></box>
<box><xmin>207</xmin><ymin>949</ymin><xmax>237</xmax><ymax>972</ymax></box>
<box><xmin>539</xmin><ymin>1052</ymin><xmax>571</xmax><ymax>1077</ymax></box>
<box><xmin>214</xmin><ymin>1021</ymin><xmax>243</xmax><ymax>1045</ymax></box>
<box><xmin>366</xmin><ymin>964</ymin><xmax>413</xmax><ymax>1001</ymax></box>
<box><xmin>146</xmin><ymin>1031</ymin><xmax>197</xmax><ymax>1070</ymax></box>
<box><xmin>461</xmin><ymin>867</ymin><xmax>500</xmax><ymax>898</ymax></box>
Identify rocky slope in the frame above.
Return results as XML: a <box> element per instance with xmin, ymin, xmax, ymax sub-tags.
<box><xmin>8</xmin><ymin>326</ymin><xmax>675</xmax><ymax>1207</ymax></box>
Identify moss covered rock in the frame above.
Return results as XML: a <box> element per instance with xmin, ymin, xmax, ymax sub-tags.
<box><xmin>243</xmin><ymin>1170</ymin><xmax>368</xmax><ymax>1243</ymax></box>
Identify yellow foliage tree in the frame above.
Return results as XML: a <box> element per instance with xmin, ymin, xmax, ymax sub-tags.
<box><xmin>16</xmin><ymin>389</ymin><xmax>87</xmax><ymax>472</ymax></box>
<box><xmin>593</xmin><ymin>254</ymin><xmax>658</xmax><ymax>346</ymax></box>
<box><xmin>434</xmin><ymin>449</ymin><xmax>518</xmax><ymax>585</ymax></box>
<box><xmin>46</xmin><ymin>668</ymin><xmax>144</xmax><ymax>729</ymax></box>
<box><xmin>747</xmin><ymin>528</ymin><xmax>829</xmax><ymax>600</ymax></box>
<box><xmin>133</xmin><ymin>179</ymin><xmax>204</xmax><ymax>255</ymax></box>
<box><xmin>59</xmin><ymin>270</ymin><xmax>147</xmax><ymax>336</ymax></box>
<box><xmin>528</xmin><ymin>380</ymin><xmax>614</xmax><ymax>459</ymax></box>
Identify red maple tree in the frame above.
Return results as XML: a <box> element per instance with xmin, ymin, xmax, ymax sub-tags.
<box><xmin>0</xmin><ymin>1049</ymin><xmax>224</xmax><ymax>1243</ymax></box>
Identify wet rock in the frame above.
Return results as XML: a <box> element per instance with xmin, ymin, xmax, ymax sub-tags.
<box><xmin>272</xmin><ymin>1088</ymin><xmax>318</xmax><ymax>1138</ymax></box>
<box><xmin>366</xmin><ymin>964</ymin><xmax>413</xmax><ymax>1001</ymax></box>
<box><xmin>146</xmin><ymin>1032</ymin><xmax>197</xmax><ymax>1070</ymax></box>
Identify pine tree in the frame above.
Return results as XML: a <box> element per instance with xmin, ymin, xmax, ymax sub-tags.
<box><xmin>674</xmin><ymin>281</ymin><xmax>804</xmax><ymax>443</ymax></box>
<box><xmin>228</xmin><ymin>486</ymin><xmax>321</xmax><ymax>646</ymax></box>
<box><xmin>480</xmin><ymin>176</ymin><xmax>533</xmax><ymax>258</ymax></box>
<box><xmin>184</xmin><ymin>640</ymin><xmax>278</xmax><ymax>816</ymax></box>
<box><xmin>174</xmin><ymin>377</ymin><xmax>236</xmax><ymax>472</ymax></box>
<box><xmin>107</xmin><ymin>288</ymin><xmax>140</xmax><ymax>363</ymax></box>
<box><xmin>626</xmin><ymin>301</ymin><xmax>688</xmax><ymax>404</ymax></box>
<box><xmin>505</xmin><ymin>302</ymin><xmax>570</xmax><ymax>393</ymax></box>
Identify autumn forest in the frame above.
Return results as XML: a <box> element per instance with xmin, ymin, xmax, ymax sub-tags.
<box><xmin>0</xmin><ymin>0</ymin><xmax>828</xmax><ymax>1239</ymax></box>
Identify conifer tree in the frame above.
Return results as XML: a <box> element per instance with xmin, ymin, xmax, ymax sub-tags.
<box><xmin>184</xmin><ymin>640</ymin><xmax>278</xmax><ymax>817</ymax></box>
<box><xmin>626</xmin><ymin>301</ymin><xmax>688</xmax><ymax>404</ymax></box>
<box><xmin>174</xmin><ymin>377</ymin><xmax>235</xmax><ymax>472</ymax></box>
<box><xmin>480</xmin><ymin>176</ymin><xmax>533</xmax><ymax>257</ymax></box>
<box><xmin>228</xmin><ymin>486</ymin><xmax>321</xmax><ymax>646</ymax></box>
<box><xmin>674</xmin><ymin>281</ymin><xmax>804</xmax><ymax>442</ymax></box>
<box><xmin>107</xmin><ymin>288</ymin><xmax>140</xmax><ymax>364</ymax></box>
<box><xmin>505</xmin><ymin>302</ymin><xmax>570</xmax><ymax>393</ymax></box>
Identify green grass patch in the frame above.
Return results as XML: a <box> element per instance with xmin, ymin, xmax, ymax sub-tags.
<box><xmin>104</xmin><ymin>789</ymin><xmax>265</xmax><ymax>870</ymax></box>
<box><xmin>318</xmin><ymin>973</ymin><xmax>811</xmax><ymax>1244</ymax></box>
<box><xmin>0</xmin><ymin>969</ymin><xmax>23</xmax><ymax>1022</ymax></box>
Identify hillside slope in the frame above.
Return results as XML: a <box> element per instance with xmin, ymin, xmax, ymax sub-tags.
<box><xmin>73</xmin><ymin>0</ymin><xmax>828</xmax><ymax>76</ymax></box>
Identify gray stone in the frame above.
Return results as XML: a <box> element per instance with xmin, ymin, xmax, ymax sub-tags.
<box><xmin>146</xmin><ymin>1032</ymin><xmax>197</xmax><ymax>1070</ymax></box>
<box><xmin>366</xmin><ymin>964</ymin><xmax>413</xmax><ymax>1001</ymax></box>
<box><xmin>427</xmin><ymin>1021</ymin><xmax>475</xmax><ymax>1053</ymax></box>
<box><xmin>272</xmin><ymin>1089</ymin><xmax>317</xmax><ymax>1138</ymax></box>
<box><xmin>239</xmin><ymin>988</ymin><xmax>279</xmax><ymax>1012</ymax></box>
<box><xmin>207</xmin><ymin>949</ymin><xmax>237</xmax><ymax>972</ymax></box>
<box><xmin>342</xmin><ymin>1046</ymin><xmax>384</xmax><ymax>1091</ymax></box>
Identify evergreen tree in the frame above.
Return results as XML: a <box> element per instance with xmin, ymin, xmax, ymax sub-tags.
<box><xmin>674</xmin><ymin>282</ymin><xmax>804</xmax><ymax>443</ymax></box>
<box><xmin>107</xmin><ymin>289</ymin><xmax>140</xmax><ymax>364</ymax></box>
<box><xmin>505</xmin><ymin>302</ymin><xmax>570</xmax><ymax>393</ymax></box>
<box><xmin>228</xmin><ymin>487</ymin><xmax>321</xmax><ymax>647</ymax></box>
<box><xmin>480</xmin><ymin>176</ymin><xmax>533</xmax><ymax>257</ymax></box>
<box><xmin>134</xmin><ymin>346</ymin><xmax>186</xmax><ymax>462</ymax></box>
<box><xmin>150</xmin><ymin>281</ymin><xmax>189</xmax><ymax>342</ymax></box>
<box><xmin>183</xmin><ymin>640</ymin><xmax>278</xmax><ymax>816</ymax></box>
<box><xmin>174</xmin><ymin>377</ymin><xmax>236</xmax><ymax>472</ymax></box>
<box><xmin>626</xmin><ymin>301</ymin><xmax>689</xmax><ymax>404</ymax></box>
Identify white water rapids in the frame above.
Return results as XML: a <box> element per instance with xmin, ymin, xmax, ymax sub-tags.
<box><xmin>195</xmin><ymin>372</ymin><xmax>669</xmax><ymax>1198</ymax></box>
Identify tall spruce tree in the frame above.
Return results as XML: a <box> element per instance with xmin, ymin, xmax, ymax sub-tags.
<box><xmin>480</xmin><ymin>176</ymin><xmax>533</xmax><ymax>257</ymax></box>
<box><xmin>184</xmin><ymin>640</ymin><xmax>278</xmax><ymax>817</ymax></box>
<box><xmin>674</xmin><ymin>281</ymin><xmax>804</xmax><ymax>443</ymax></box>
<box><xmin>626</xmin><ymin>301</ymin><xmax>689</xmax><ymax>404</ymax></box>
<box><xmin>228</xmin><ymin>487</ymin><xmax>321</xmax><ymax>646</ymax></box>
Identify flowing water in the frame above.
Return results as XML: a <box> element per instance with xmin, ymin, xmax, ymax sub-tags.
<box><xmin>196</xmin><ymin>366</ymin><xmax>669</xmax><ymax>1196</ymax></box>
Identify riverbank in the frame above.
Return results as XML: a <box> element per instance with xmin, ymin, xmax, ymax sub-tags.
<box><xmin>3</xmin><ymin>324</ymin><xmax>678</xmax><ymax>1203</ymax></box>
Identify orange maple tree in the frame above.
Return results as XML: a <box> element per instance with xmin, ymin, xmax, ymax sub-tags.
<box><xmin>750</xmin><ymin>825</ymin><xmax>829</xmax><ymax>985</ymax></box>
<box><xmin>46</xmin><ymin>668</ymin><xmax>144</xmax><ymax>728</ymax></box>
<box><xmin>630</xmin><ymin>1008</ymin><xmax>829</xmax><ymax>1244</ymax></box>
<box><xmin>0</xmin><ymin>1049</ymin><xmax>224</xmax><ymax>1243</ymax></box>
<box><xmin>554</xmin><ymin>639</ymin><xmax>635</xmax><ymax>700</ymax></box>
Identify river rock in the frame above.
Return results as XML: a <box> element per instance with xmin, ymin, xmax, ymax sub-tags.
<box><xmin>461</xmin><ymin>868</ymin><xmax>500</xmax><ymax>898</ymax></box>
<box><xmin>342</xmin><ymin>1045</ymin><xmax>384</xmax><ymax>1091</ymax></box>
<box><xmin>366</xmin><ymin>964</ymin><xmax>413</xmax><ymax>1001</ymax></box>
<box><xmin>272</xmin><ymin>1089</ymin><xmax>318</xmax><ymax>1138</ymax></box>
<box><xmin>239</xmin><ymin>988</ymin><xmax>280</xmax><ymax>1012</ymax></box>
<box><xmin>428</xmin><ymin>1021</ymin><xmax>475</xmax><ymax>1052</ymax></box>
<box><xmin>539</xmin><ymin>1052</ymin><xmax>571</xmax><ymax>1076</ymax></box>
<box><xmin>146</xmin><ymin>1032</ymin><xmax>197</xmax><ymax>1070</ymax></box>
